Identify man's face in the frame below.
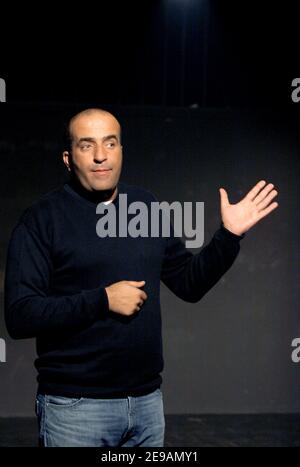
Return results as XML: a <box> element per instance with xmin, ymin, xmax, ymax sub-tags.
<box><xmin>63</xmin><ymin>112</ymin><xmax>123</xmax><ymax>195</ymax></box>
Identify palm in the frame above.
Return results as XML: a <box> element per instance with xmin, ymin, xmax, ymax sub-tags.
<box><xmin>220</xmin><ymin>180</ymin><xmax>278</xmax><ymax>236</ymax></box>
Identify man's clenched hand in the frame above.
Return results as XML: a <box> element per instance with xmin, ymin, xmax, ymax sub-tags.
<box><xmin>105</xmin><ymin>281</ymin><xmax>147</xmax><ymax>316</ymax></box>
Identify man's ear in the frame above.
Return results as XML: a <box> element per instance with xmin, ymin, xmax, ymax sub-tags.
<box><xmin>63</xmin><ymin>151</ymin><xmax>72</xmax><ymax>172</ymax></box>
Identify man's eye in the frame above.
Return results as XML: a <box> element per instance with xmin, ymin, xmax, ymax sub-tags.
<box><xmin>80</xmin><ymin>144</ymin><xmax>92</xmax><ymax>150</ymax></box>
<box><xmin>106</xmin><ymin>142</ymin><xmax>116</xmax><ymax>148</ymax></box>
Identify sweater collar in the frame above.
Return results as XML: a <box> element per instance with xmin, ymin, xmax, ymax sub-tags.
<box><xmin>64</xmin><ymin>176</ymin><xmax>121</xmax><ymax>207</ymax></box>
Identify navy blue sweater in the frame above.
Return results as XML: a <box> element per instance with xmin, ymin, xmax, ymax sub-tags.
<box><xmin>4</xmin><ymin>180</ymin><xmax>244</xmax><ymax>398</ymax></box>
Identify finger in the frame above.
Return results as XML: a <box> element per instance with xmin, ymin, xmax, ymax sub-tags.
<box><xmin>140</xmin><ymin>291</ymin><xmax>148</xmax><ymax>301</ymax></box>
<box><xmin>127</xmin><ymin>281</ymin><xmax>145</xmax><ymax>287</ymax></box>
<box><xmin>219</xmin><ymin>188</ymin><xmax>230</xmax><ymax>208</ymax></box>
<box><xmin>245</xmin><ymin>180</ymin><xmax>267</xmax><ymax>201</ymax></box>
<box><xmin>253</xmin><ymin>183</ymin><xmax>275</xmax><ymax>205</ymax></box>
<box><xmin>256</xmin><ymin>189</ymin><xmax>278</xmax><ymax>211</ymax></box>
<box><xmin>256</xmin><ymin>201</ymin><xmax>279</xmax><ymax>221</ymax></box>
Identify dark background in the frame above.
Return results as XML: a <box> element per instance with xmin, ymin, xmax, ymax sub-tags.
<box><xmin>1</xmin><ymin>1</ymin><xmax>299</xmax><ymax>108</ymax></box>
<box><xmin>0</xmin><ymin>0</ymin><xmax>299</xmax><ymax>416</ymax></box>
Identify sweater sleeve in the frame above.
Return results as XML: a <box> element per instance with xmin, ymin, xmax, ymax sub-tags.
<box><xmin>4</xmin><ymin>221</ymin><xmax>109</xmax><ymax>340</ymax></box>
<box><xmin>160</xmin><ymin>219</ymin><xmax>244</xmax><ymax>303</ymax></box>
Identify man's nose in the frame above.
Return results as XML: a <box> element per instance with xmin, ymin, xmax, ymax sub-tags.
<box><xmin>93</xmin><ymin>145</ymin><xmax>107</xmax><ymax>162</ymax></box>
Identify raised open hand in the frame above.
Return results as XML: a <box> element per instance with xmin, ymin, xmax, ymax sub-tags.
<box><xmin>219</xmin><ymin>180</ymin><xmax>279</xmax><ymax>236</ymax></box>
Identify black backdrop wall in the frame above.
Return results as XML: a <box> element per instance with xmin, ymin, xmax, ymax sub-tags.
<box><xmin>0</xmin><ymin>104</ymin><xmax>299</xmax><ymax>416</ymax></box>
<box><xmin>0</xmin><ymin>0</ymin><xmax>300</xmax><ymax>417</ymax></box>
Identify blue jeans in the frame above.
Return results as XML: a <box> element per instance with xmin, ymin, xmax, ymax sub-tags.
<box><xmin>35</xmin><ymin>388</ymin><xmax>165</xmax><ymax>447</ymax></box>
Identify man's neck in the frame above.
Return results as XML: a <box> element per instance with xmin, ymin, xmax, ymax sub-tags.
<box><xmin>68</xmin><ymin>175</ymin><xmax>118</xmax><ymax>205</ymax></box>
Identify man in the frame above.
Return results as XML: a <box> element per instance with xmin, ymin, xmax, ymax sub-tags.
<box><xmin>4</xmin><ymin>108</ymin><xmax>278</xmax><ymax>447</ymax></box>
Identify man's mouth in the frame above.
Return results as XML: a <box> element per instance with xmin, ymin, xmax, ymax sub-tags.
<box><xmin>92</xmin><ymin>169</ymin><xmax>112</xmax><ymax>175</ymax></box>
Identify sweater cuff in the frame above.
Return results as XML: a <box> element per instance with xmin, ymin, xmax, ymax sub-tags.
<box><xmin>219</xmin><ymin>223</ymin><xmax>245</xmax><ymax>241</ymax></box>
<box><xmin>82</xmin><ymin>287</ymin><xmax>110</xmax><ymax>319</ymax></box>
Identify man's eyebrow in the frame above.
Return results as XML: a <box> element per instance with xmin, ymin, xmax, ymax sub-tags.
<box><xmin>76</xmin><ymin>135</ymin><xmax>119</xmax><ymax>144</ymax></box>
<box><xmin>77</xmin><ymin>137</ymin><xmax>96</xmax><ymax>144</ymax></box>
<box><xmin>102</xmin><ymin>134</ymin><xmax>118</xmax><ymax>142</ymax></box>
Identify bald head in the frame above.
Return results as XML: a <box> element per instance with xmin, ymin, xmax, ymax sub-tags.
<box><xmin>66</xmin><ymin>108</ymin><xmax>121</xmax><ymax>150</ymax></box>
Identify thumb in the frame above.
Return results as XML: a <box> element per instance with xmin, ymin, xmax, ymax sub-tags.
<box><xmin>127</xmin><ymin>281</ymin><xmax>146</xmax><ymax>287</ymax></box>
<box><xmin>219</xmin><ymin>187</ymin><xmax>229</xmax><ymax>208</ymax></box>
